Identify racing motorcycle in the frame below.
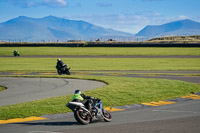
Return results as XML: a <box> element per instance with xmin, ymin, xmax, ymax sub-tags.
<box><xmin>56</xmin><ymin>66</ymin><xmax>71</xmax><ymax>75</ymax></box>
<box><xmin>66</xmin><ymin>99</ymin><xmax>112</xmax><ymax>125</ymax></box>
<box><xmin>13</xmin><ymin>50</ymin><xmax>20</xmax><ymax>56</ymax></box>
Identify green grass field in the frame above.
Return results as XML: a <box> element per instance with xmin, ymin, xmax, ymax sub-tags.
<box><xmin>0</xmin><ymin>47</ymin><xmax>200</xmax><ymax>55</ymax></box>
<box><xmin>0</xmin><ymin>86</ymin><xmax>5</xmax><ymax>92</ymax></box>
<box><xmin>0</xmin><ymin>58</ymin><xmax>199</xmax><ymax>72</ymax></box>
<box><xmin>0</xmin><ymin>47</ymin><xmax>200</xmax><ymax>120</ymax></box>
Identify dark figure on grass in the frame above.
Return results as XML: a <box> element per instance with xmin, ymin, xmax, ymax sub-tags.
<box><xmin>13</xmin><ymin>50</ymin><xmax>20</xmax><ymax>56</ymax></box>
<box><xmin>56</xmin><ymin>58</ymin><xmax>71</xmax><ymax>75</ymax></box>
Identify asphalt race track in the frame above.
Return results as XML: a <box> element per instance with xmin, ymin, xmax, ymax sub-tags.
<box><xmin>0</xmin><ymin>77</ymin><xmax>106</xmax><ymax>107</ymax></box>
<box><xmin>1</xmin><ymin>97</ymin><xmax>200</xmax><ymax>133</ymax></box>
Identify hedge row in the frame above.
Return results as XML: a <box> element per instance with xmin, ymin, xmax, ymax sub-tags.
<box><xmin>0</xmin><ymin>42</ymin><xmax>200</xmax><ymax>47</ymax></box>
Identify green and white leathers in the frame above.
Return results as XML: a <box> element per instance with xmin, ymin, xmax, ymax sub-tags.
<box><xmin>72</xmin><ymin>93</ymin><xmax>84</xmax><ymax>101</ymax></box>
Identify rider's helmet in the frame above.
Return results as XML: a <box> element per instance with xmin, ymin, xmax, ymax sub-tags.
<box><xmin>74</xmin><ymin>90</ymin><xmax>81</xmax><ymax>94</ymax></box>
<box><xmin>57</xmin><ymin>58</ymin><xmax>61</xmax><ymax>61</ymax></box>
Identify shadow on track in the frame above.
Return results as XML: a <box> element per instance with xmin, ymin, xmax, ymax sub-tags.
<box><xmin>13</xmin><ymin>121</ymin><xmax>78</xmax><ymax>126</ymax></box>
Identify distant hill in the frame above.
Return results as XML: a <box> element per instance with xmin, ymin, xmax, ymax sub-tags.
<box><xmin>136</xmin><ymin>19</ymin><xmax>200</xmax><ymax>38</ymax></box>
<box><xmin>0</xmin><ymin>16</ymin><xmax>133</xmax><ymax>42</ymax></box>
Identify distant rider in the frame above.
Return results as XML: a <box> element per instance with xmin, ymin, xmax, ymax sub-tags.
<box><xmin>13</xmin><ymin>50</ymin><xmax>20</xmax><ymax>56</ymax></box>
<box><xmin>72</xmin><ymin>90</ymin><xmax>100</xmax><ymax>112</ymax></box>
<box><xmin>56</xmin><ymin>58</ymin><xmax>67</xmax><ymax>71</ymax></box>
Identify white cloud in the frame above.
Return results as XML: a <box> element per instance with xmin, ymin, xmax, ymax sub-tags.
<box><xmin>65</xmin><ymin>11</ymin><xmax>199</xmax><ymax>34</ymax></box>
<box><xmin>178</xmin><ymin>15</ymin><xmax>189</xmax><ymax>20</ymax></box>
<box><xmin>65</xmin><ymin>11</ymin><xmax>164</xmax><ymax>34</ymax></box>
<box><xmin>43</xmin><ymin>0</ymin><xmax>67</xmax><ymax>7</ymax></box>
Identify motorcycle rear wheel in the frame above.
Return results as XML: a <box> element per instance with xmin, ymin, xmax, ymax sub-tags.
<box><xmin>74</xmin><ymin>109</ymin><xmax>90</xmax><ymax>125</ymax></box>
<box><xmin>66</xmin><ymin>70</ymin><xmax>71</xmax><ymax>75</ymax></box>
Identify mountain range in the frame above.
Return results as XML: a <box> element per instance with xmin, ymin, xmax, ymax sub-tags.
<box><xmin>0</xmin><ymin>16</ymin><xmax>132</xmax><ymax>42</ymax></box>
<box><xmin>136</xmin><ymin>19</ymin><xmax>200</xmax><ymax>38</ymax></box>
<box><xmin>0</xmin><ymin>16</ymin><xmax>200</xmax><ymax>42</ymax></box>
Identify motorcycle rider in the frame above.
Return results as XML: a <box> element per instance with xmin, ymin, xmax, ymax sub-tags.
<box><xmin>72</xmin><ymin>90</ymin><xmax>99</xmax><ymax>112</ymax></box>
<box><xmin>13</xmin><ymin>50</ymin><xmax>20</xmax><ymax>56</ymax></box>
<box><xmin>56</xmin><ymin>58</ymin><xmax>68</xmax><ymax>71</ymax></box>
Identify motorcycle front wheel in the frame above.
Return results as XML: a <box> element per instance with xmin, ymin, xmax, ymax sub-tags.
<box><xmin>74</xmin><ymin>109</ymin><xmax>90</xmax><ymax>125</ymax></box>
<box><xmin>66</xmin><ymin>70</ymin><xmax>71</xmax><ymax>75</ymax></box>
<box><xmin>102</xmin><ymin>109</ymin><xmax>112</xmax><ymax>122</ymax></box>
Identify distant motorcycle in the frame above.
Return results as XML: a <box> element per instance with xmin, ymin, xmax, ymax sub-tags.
<box><xmin>13</xmin><ymin>50</ymin><xmax>20</xmax><ymax>56</ymax></box>
<box><xmin>56</xmin><ymin>66</ymin><xmax>71</xmax><ymax>75</ymax></box>
<box><xmin>66</xmin><ymin>99</ymin><xmax>112</xmax><ymax>125</ymax></box>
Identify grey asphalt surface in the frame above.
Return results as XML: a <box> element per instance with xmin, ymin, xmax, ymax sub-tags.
<box><xmin>59</xmin><ymin>100</ymin><xmax>200</xmax><ymax>133</ymax></box>
<box><xmin>1</xmin><ymin>99</ymin><xmax>200</xmax><ymax>133</ymax></box>
<box><xmin>121</xmin><ymin>74</ymin><xmax>200</xmax><ymax>84</ymax></box>
<box><xmin>89</xmin><ymin>70</ymin><xmax>200</xmax><ymax>84</ymax></box>
<box><xmin>0</xmin><ymin>77</ymin><xmax>106</xmax><ymax>106</ymax></box>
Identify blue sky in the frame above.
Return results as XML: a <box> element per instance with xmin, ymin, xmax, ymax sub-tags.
<box><xmin>0</xmin><ymin>0</ymin><xmax>200</xmax><ymax>34</ymax></box>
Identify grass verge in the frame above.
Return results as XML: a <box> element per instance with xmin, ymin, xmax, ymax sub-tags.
<box><xmin>0</xmin><ymin>86</ymin><xmax>6</xmax><ymax>92</ymax></box>
<box><xmin>0</xmin><ymin>58</ymin><xmax>200</xmax><ymax>72</ymax></box>
<box><xmin>1</xmin><ymin>47</ymin><xmax>200</xmax><ymax>56</ymax></box>
<box><xmin>0</xmin><ymin>75</ymin><xmax>200</xmax><ymax>120</ymax></box>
